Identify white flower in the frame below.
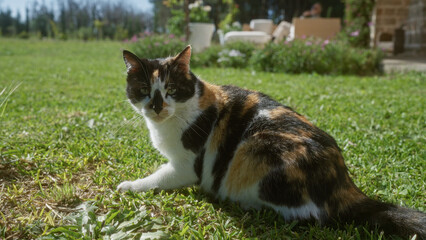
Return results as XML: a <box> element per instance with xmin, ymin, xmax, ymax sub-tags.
<box><xmin>228</xmin><ymin>49</ymin><xmax>245</xmax><ymax>57</ymax></box>
<box><xmin>193</xmin><ymin>0</ymin><xmax>201</xmax><ymax>8</ymax></box>
<box><xmin>203</xmin><ymin>5</ymin><xmax>211</xmax><ymax>12</ymax></box>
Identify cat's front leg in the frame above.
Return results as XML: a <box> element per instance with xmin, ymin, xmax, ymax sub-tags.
<box><xmin>117</xmin><ymin>162</ymin><xmax>198</xmax><ymax>192</ymax></box>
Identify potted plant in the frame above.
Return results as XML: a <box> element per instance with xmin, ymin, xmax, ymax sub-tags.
<box><xmin>188</xmin><ymin>0</ymin><xmax>214</xmax><ymax>52</ymax></box>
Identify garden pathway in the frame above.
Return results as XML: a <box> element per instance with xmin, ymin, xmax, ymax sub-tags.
<box><xmin>383</xmin><ymin>56</ymin><xmax>426</xmax><ymax>73</ymax></box>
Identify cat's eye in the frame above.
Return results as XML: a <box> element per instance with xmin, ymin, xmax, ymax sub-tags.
<box><xmin>167</xmin><ymin>87</ymin><xmax>177</xmax><ymax>95</ymax></box>
<box><xmin>140</xmin><ymin>87</ymin><xmax>150</xmax><ymax>95</ymax></box>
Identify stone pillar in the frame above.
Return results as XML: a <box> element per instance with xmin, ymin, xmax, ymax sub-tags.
<box><xmin>404</xmin><ymin>0</ymin><xmax>426</xmax><ymax>54</ymax></box>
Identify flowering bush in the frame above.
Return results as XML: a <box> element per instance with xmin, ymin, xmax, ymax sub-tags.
<box><xmin>128</xmin><ymin>33</ymin><xmax>186</xmax><ymax>60</ymax></box>
<box><xmin>167</xmin><ymin>0</ymin><xmax>211</xmax><ymax>35</ymax></box>
<box><xmin>343</xmin><ymin>0</ymin><xmax>375</xmax><ymax>48</ymax></box>
<box><xmin>217</xmin><ymin>41</ymin><xmax>257</xmax><ymax>68</ymax></box>
<box><xmin>189</xmin><ymin>0</ymin><xmax>211</xmax><ymax>23</ymax></box>
<box><xmin>127</xmin><ymin>34</ymin><xmax>383</xmax><ymax>75</ymax></box>
<box><xmin>250</xmin><ymin>38</ymin><xmax>383</xmax><ymax>75</ymax></box>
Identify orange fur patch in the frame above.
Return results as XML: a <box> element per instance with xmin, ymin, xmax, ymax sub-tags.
<box><xmin>151</xmin><ymin>69</ymin><xmax>158</xmax><ymax>84</ymax></box>
<box><xmin>296</xmin><ymin>115</ymin><xmax>312</xmax><ymax>125</ymax></box>
<box><xmin>162</xmin><ymin>101</ymin><xmax>169</xmax><ymax>108</ymax></box>
<box><xmin>240</xmin><ymin>93</ymin><xmax>259</xmax><ymax>116</ymax></box>
<box><xmin>226</xmin><ymin>141</ymin><xmax>271</xmax><ymax>193</ymax></box>
<box><xmin>285</xmin><ymin>165</ymin><xmax>307</xmax><ymax>182</ymax></box>
<box><xmin>210</xmin><ymin>112</ymin><xmax>230</xmax><ymax>151</ymax></box>
<box><xmin>207</xmin><ymin>83</ymin><xmax>231</xmax><ymax>151</ymax></box>
<box><xmin>198</xmin><ymin>81</ymin><xmax>220</xmax><ymax>110</ymax></box>
<box><xmin>269</xmin><ymin>106</ymin><xmax>313</xmax><ymax>127</ymax></box>
<box><xmin>269</xmin><ymin>106</ymin><xmax>293</xmax><ymax>119</ymax></box>
<box><xmin>275</xmin><ymin>132</ymin><xmax>309</xmax><ymax>182</ymax></box>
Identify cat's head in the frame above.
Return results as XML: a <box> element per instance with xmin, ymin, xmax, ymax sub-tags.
<box><xmin>122</xmin><ymin>46</ymin><xmax>196</xmax><ymax>123</ymax></box>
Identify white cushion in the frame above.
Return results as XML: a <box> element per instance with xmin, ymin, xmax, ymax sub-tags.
<box><xmin>249</xmin><ymin>19</ymin><xmax>274</xmax><ymax>34</ymax></box>
<box><xmin>224</xmin><ymin>31</ymin><xmax>272</xmax><ymax>44</ymax></box>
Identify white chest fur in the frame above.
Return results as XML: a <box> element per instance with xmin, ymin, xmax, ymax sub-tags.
<box><xmin>145</xmin><ymin>96</ymin><xmax>201</xmax><ymax>165</ymax></box>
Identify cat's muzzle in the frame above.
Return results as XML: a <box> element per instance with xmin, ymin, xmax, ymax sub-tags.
<box><xmin>150</xmin><ymin>89</ymin><xmax>163</xmax><ymax>114</ymax></box>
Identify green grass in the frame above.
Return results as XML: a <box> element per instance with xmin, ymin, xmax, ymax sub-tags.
<box><xmin>0</xmin><ymin>38</ymin><xmax>424</xmax><ymax>239</ymax></box>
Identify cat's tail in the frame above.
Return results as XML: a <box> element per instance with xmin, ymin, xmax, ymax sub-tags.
<box><xmin>339</xmin><ymin>196</ymin><xmax>426</xmax><ymax>239</ymax></box>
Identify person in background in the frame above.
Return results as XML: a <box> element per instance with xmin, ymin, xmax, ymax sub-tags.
<box><xmin>301</xmin><ymin>2</ymin><xmax>322</xmax><ymax>18</ymax></box>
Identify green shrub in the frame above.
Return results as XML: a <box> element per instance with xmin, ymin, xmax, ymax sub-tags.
<box><xmin>192</xmin><ymin>41</ymin><xmax>257</xmax><ymax>68</ymax></box>
<box><xmin>251</xmin><ymin>38</ymin><xmax>383</xmax><ymax>75</ymax></box>
<box><xmin>130</xmin><ymin>34</ymin><xmax>187</xmax><ymax>59</ymax></box>
<box><xmin>77</xmin><ymin>27</ymin><xmax>93</xmax><ymax>41</ymax></box>
<box><xmin>114</xmin><ymin>26</ymin><xmax>129</xmax><ymax>41</ymax></box>
<box><xmin>191</xmin><ymin>44</ymin><xmax>223</xmax><ymax>67</ymax></box>
<box><xmin>129</xmin><ymin>35</ymin><xmax>383</xmax><ymax>75</ymax></box>
<box><xmin>217</xmin><ymin>41</ymin><xmax>257</xmax><ymax>68</ymax></box>
<box><xmin>18</xmin><ymin>31</ymin><xmax>30</xmax><ymax>39</ymax></box>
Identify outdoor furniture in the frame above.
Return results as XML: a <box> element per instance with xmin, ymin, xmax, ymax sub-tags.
<box><xmin>250</xmin><ymin>19</ymin><xmax>274</xmax><ymax>34</ymax></box>
<box><xmin>223</xmin><ymin>20</ymin><xmax>291</xmax><ymax>45</ymax></box>
<box><xmin>291</xmin><ymin>18</ymin><xmax>341</xmax><ymax>40</ymax></box>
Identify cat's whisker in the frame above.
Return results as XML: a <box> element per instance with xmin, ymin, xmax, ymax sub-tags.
<box><xmin>111</xmin><ymin>115</ymin><xmax>144</xmax><ymax>136</ymax></box>
<box><xmin>175</xmin><ymin>113</ymin><xmax>210</xmax><ymax>136</ymax></box>
<box><xmin>173</xmin><ymin>115</ymin><xmax>206</xmax><ymax>139</ymax></box>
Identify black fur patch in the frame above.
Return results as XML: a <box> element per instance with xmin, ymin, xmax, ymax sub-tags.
<box><xmin>197</xmin><ymin>79</ymin><xmax>205</xmax><ymax>97</ymax></box>
<box><xmin>259</xmin><ymin>167</ymin><xmax>305</xmax><ymax>207</ymax></box>
<box><xmin>126</xmin><ymin>63</ymin><xmax>153</xmax><ymax>104</ymax></box>
<box><xmin>181</xmin><ymin>105</ymin><xmax>218</xmax><ymax>153</ymax></box>
<box><xmin>169</xmin><ymin>72</ymin><xmax>197</xmax><ymax>102</ymax></box>
<box><xmin>194</xmin><ymin>148</ymin><xmax>206</xmax><ymax>184</ymax></box>
<box><xmin>211</xmin><ymin>86</ymin><xmax>259</xmax><ymax>192</ymax></box>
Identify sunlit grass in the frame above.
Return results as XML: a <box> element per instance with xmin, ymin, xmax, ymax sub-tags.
<box><xmin>0</xmin><ymin>82</ymin><xmax>21</xmax><ymax>117</ymax></box>
<box><xmin>0</xmin><ymin>38</ymin><xmax>424</xmax><ymax>239</ymax></box>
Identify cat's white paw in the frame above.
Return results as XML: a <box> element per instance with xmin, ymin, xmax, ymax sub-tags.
<box><xmin>117</xmin><ymin>181</ymin><xmax>136</xmax><ymax>192</ymax></box>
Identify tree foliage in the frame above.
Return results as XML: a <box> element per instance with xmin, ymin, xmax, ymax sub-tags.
<box><xmin>0</xmin><ymin>0</ymin><xmax>153</xmax><ymax>40</ymax></box>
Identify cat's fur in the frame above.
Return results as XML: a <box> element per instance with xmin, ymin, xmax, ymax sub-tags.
<box><xmin>118</xmin><ymin>46</ymin><xmax>425</xmax><ymax>239</ymax></box>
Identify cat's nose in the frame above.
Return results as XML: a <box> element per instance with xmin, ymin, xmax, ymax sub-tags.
<box><xmin>153</xmin><ymin>105</ymin><xmax>162</xmax><ymax>114</ymax></box>
<box><xmin>151</xmin><ymin>89</ymin><xmax>163</xmax><ymax>114</ymax></box>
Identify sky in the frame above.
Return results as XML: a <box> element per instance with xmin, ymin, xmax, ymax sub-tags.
<box><xmin>0</xmin><ymin>0</ymin><xmax>153</xmax><ymax>18</ymax></box>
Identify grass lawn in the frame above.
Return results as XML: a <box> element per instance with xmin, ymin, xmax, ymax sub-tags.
<box><xmin>0</xmin><ymin>38</ymin><xmax>424</xmax><ymax>239</ymax></box>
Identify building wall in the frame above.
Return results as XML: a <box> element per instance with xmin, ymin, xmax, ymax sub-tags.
<box><xmin>372</xmin><ymin>0</ymin><xmax>426</xmax><ymax>54</ymax></box>
<box><xmin>372</xmin><ymin>0</ymin><xmax>410</xmax><ymax>45</ymax></box>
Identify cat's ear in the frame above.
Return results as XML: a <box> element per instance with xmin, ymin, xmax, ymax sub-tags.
<box><xmin>123</xmin><ymin>50</ymin><xmax>147</xmax><ymax>74</ymax></box>
<box><xmin>173</xmin><ymin>45</ymin><xmax>191</xmax><ymax>73</ymax></box>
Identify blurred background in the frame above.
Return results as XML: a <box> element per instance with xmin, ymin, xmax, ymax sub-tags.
<box><xmin>0</xmin><ymin>0</ymin><xmax>424</xmax><ymax>71</ymax></box>
<box><xmin>0</xmin><ymin>0</ymin><xmax>344</xmax><ymax>40</ymax></box>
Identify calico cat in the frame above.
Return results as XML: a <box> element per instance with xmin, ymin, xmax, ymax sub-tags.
<box><xmin>118</xmin><ymin>46</ymin><xmax>425</xmax><ymax>239</ymax></box>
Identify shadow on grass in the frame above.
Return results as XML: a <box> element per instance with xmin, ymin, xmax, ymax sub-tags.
<box><xmin>170</xmin><ymin>188</ymin><xmax>386</xmax><ymax>240</ymax></box>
